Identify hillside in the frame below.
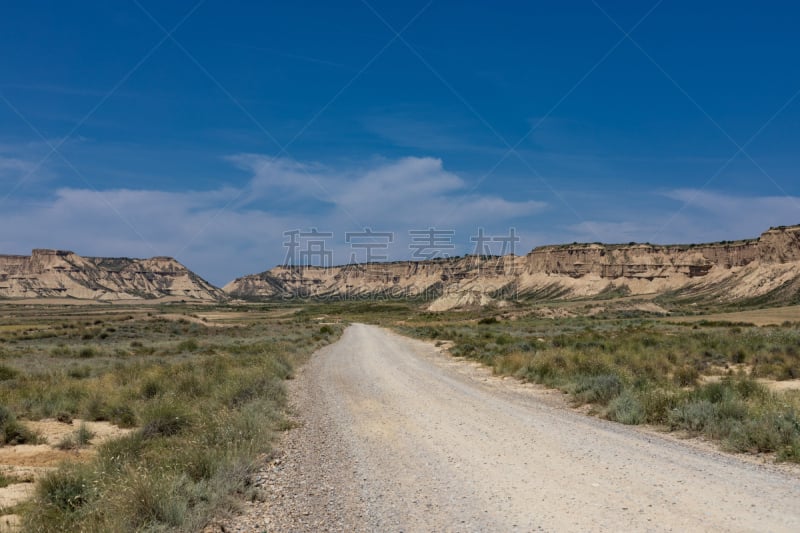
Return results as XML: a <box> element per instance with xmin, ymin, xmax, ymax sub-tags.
<box><xmin>224</xmin><ymin>225</ymin><xmax>800</xmax><ymax>308</ymax></box>
<box><xmin>0</xmin><ymin>249</ymin><xmax>224</xmax><ymax>301</ymax></box>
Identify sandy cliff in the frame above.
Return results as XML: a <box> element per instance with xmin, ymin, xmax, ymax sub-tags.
<box><xmin>224</xmin><ymin>225</ymin><xmax>800</xmax><ymax>307</ymax></box>
<box><xmin>0</xmin><ymin>249</ymin><xmax>224</xmax><ymax>301</ymax></box>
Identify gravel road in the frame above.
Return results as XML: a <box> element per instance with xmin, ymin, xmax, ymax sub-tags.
<box><xmin>224</xmin><ymin>323</ymin><xmax>800</xmax><ymax>532</ymax></box>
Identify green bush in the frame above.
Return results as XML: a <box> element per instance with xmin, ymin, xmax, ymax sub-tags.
<box><xmin>726</xmin><ymin>410</ymin><xmax>800</xmax><ymax>454</ymax></box>
<box><xmin>674</xmin><ymin>365</ymin><xmax>699</xmax><ymax>386</ymax></box>
<box><xmin>109</xmin><ymin>404</ymin><xmax>137</xmax><ymax>428</ymax></box>
<box><xmin>78</xmin><ymin>346</ymin><xmax>97</xmax><ymax>358</ymax></box>
<box><xmin>0</xmin><ymin>364</ymin><xmax>18</xmax><ymax>380</ymax></box>
<box><xmin>97</xmin><ymin>433</ymin><xmax>146</xmax><ymax>474</ymax></box>
<box><xmin>572</xmin><ymin>374</ymin><xmax>623</xmax><ymax>405</ymax></box>
<box><xmin>669</xmin><ymin>399</ymin><xmax>717</xmax><ymax>432</ymax></box>
<box><xmin>36</xmin><ymin>465</ymin><xmax>93</xmax><ymax>513</ymax></box>
<box><xmin>140</xmin><ymin>378</ymin><xmax>163</xmax><ymax>399</ymax></box>
<box><xmin>607</xmin><ymin>390</ymin><xmax>644</xmax><ymax>425</ymax></box>
<box><xmin>177</xmin><ymin>338</ymin><xmax>199</xmax><ymax>352</ymax></box>
<box><xmin>117</xmin><ymin>472</ymin><xmax>187</xmax><ymax>529</ymax></box>
<box><xmin>67</xmin><ymin>365</ymin><xmax>91</xmax><ymax>379</ymax></box>
<box><xmin>0</xmin><ymin>405</ymin><xmax>38</xmax><ymax>444</ymax></box>
<box><xmin>140</xmin><ymin>401</ymin><xmax>193</xmax><ymax>439</ymax></box>
<box><xmin>638</xmin><ymin>388</ymin><xmax>681</xmax><ymax>424</ymax></box>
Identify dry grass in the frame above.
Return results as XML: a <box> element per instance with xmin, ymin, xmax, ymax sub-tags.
<box><xmin>664</xmin><ymin>304</ymin><xmax>800</xmax><ymax>326</ymax></box>
<box><xmin>0</xmin><ymin>302</ymin><xmax>342</xmax><ymax>531</ymax></box>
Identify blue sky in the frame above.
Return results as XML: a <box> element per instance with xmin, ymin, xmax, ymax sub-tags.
<box><xmin>1</xmin><ymin>1</ymin><xmax>799</xmax><ymax>285</ymax></box>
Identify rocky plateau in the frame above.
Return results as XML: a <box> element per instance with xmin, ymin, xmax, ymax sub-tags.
<box><xmin>0</xmin><ymin>249</ymin><xmax>223</xmax><ymax>301</ymax></box>
<box><xmin>224</xmin><ymin>225</ymin><xmax>800</xmax><ymax>310</ymax></box>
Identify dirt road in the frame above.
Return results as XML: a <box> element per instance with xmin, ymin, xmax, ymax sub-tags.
<box><xmin>228</xmin><ymin>324</ymin><xmax>800</xmax><ymax>532</ymax></box>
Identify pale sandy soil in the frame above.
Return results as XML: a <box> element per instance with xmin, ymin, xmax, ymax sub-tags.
<box><xmin>700</xmin><ymin>371</ymin><xmax>800</xmax><ymax>392</ymax></box>
<box><xmin>155</xmin><ymin>313</ymin><xmax>226</xmax><ymax>327</ymax></box>
<box><xmin>761</xmin><ymin>379</ymin><xmax>800</xmax><ymax>391</ymax></box>
<box><xmin>0</xmin><ymin>419</ymin><xmax>131</xmax><ymax>529</ymax></box>
<box><xmin>222</xmin><ymin>324</ymin><xmax>800</xmax><ymax>532</ymax></box>
<box><xmin>665</xmin><ymin>304</ymin><xmax>800</xmax><ymax>326</ymax></box>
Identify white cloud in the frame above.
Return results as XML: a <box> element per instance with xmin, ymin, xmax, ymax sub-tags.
<box><xmin>0</xmin><ymin>155</ymin><xmax>545</xmax><ymax>285</ymax></box>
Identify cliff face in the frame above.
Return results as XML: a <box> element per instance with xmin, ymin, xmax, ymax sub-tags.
<box><xmin>224</xmin><ymin>225</ymin><xmax>800</xmax><ymax>307</ymax></box>
<box><xmin>522</xmin><ymin>241</ymin><xmax>758</xmax><ymax>278</ymax></box>
<box><xmin>224</xmin><ymin>255</ymin><xmax>521</xmax><ymax>300</ymax></box>
<box><xmin>0</xmin><ymin>249</ymin><xmax>224</xmax><ymax>301</ymax></box>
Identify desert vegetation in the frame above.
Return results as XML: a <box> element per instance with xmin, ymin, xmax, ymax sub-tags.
<box><xmin>0</xmin><ymin>303</ymin><xmax>340</xmax><ymax>531</ymax></box>
<box><xmin>1</xmin><ymin>297</ymin><xmax>798</xmax><ymax>531</ymax></box>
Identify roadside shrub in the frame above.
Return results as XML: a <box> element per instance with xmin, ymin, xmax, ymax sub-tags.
<box><xmin>114</xmin><ymin>471</ymin><xmax>187</xmax><ymax>529</ymax></box>
<box><xmin>669</xmin><ymin>399</ymin><xmax>716</xmax><ymax>432</ymax></box>
<box><xmin>260</xmin><ymin>353</ymin><xmax>293</xmax><ymax>381</ymax></box>
<box><xmin>179</xmin><ymin>446</ymin><xmax>222</xmax><ymax>482</ymax></box>
<box><xmin>607</xmin><ymin>390</ymin><xmax>644</xmax><ymax>425</ymax></box>
<box><xmin>225</xmin><ymin>374</ymin><xmax>281</xmax><ymax>408</ymax></box>
<box><xmin>726</xmin><ymin>410</ymin><xmax>800</xmax><ymax>454</ymax></box>
<box><xmin>778</xmin><ymin>438</ymin><xmax>800</xmax><ymax>462</ymax></box>
<box><xmin>140</xmin><ymin>401</ymin><xmax>193</xmax><ymax>439</ymax></box>
<box><xmin>0</xmin><ymin>364</ymin><xmax>18</xmax><ymax>380</ymax></box>
<box><xmin>638</xmin><ymin>388</ymin><xmax>682</xmax><ymax>424</ymax></box>
<box><xmin>36</xmin><ymin>465</ymin><xmax>93</xmax><ymax>513</ymax></box>
<box><xmin>319</xmin><ymin>325</ymin><xmax>334</xmax><ymax>335</ymax></box>
<box><xmin>493</xmin><ymin>352</ymin><xmax>531</xmax><ymax>377</ymax></box>
<box><xmin>572</xmin><ymin>373</ymin><xmax>623</xmax><ymax>405</ymax></box>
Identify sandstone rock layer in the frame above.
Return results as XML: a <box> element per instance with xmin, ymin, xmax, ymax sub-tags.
<box><xmin>224</xmin><ymin>225</ymin><xmax>800</xmax><ymax>307</ymax></box>
<box><xmin>0</xmin><ymin>249</ymin><xmax>223</xmax><ymax>301</ymax></box>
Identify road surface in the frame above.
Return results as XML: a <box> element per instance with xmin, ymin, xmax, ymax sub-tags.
<box><xmin>227</xmin><ymin>323</ymin><xmax>800</xmax><ymax>532</ymax></box>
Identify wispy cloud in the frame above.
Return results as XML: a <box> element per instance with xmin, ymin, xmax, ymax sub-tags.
<box><xmin>0</xmin><ymin>152</ymin><xmax>56</xmax><ymax>187</ymax></box>
<box><xmin>567</xmin><ymin>189</ymin><xmax>800</xmax><ymax>245</ymax></box>
<box><xmin>661</xmin><ymin>189</ymin><xmax>800</xmax><ymax>238</ymax></box>
<box><xmin>363</xmin><ymin>114</ymin><xmax>505</xmax><ymax>155</ymax></box>
<box><xmin>0</xmin><ymin>155</ymin><xmax>37</xmax><ymax>177</ymax></box>
<box><xmin>226</xmin><ymin>42</ymin><xmax>356</xmax><ymax>71</ymax></box>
